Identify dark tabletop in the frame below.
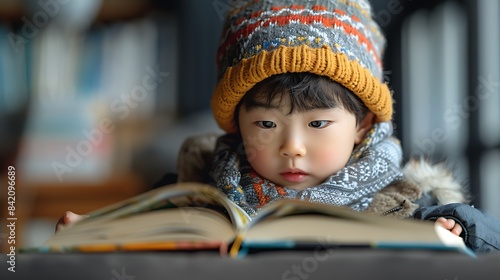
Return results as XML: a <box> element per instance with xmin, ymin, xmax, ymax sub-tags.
<box><xmin>2</xmin><ymin>249</ymin><xmax>500</xmax><ymax>280</ymax></box>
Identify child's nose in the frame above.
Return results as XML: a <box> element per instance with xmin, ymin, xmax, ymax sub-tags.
<box><xmin>279</xmin><ymin>137</ymin><xmax>306</xmax><ymax>157</ymax></box>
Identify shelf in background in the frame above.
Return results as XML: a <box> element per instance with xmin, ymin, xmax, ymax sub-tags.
<box><xmin>0</xmin><ymin>0</ymin><xmax>153</xmax><ymax>24</ymax></box>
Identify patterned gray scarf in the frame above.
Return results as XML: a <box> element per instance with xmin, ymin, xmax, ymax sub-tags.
<box><xmin>210</xmin><ymin>122</ymin><xmax>403</xmax><ymax>216</ymax></box>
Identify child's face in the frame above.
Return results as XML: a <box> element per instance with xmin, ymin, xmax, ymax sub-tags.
<box><xmin>238</xmin><ymin>96</ymin><xmax>371</xmax><ymax>191</ymax></box>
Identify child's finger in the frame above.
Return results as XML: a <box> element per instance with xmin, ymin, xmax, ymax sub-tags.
<box><xmin>451</xmin><ymin>223</ymin><xmax>463</xmax><ymax>236</ymax></box>
<box><xmin>55</xmin><ymin>211</ymin><xmax>87</xmax><ymax>232</ymax></box>
<box><xmin>435</xmin><ymin>217</ymin><xmax>452</xmax><ymax>229</ymax></box>
<box><xmin>65</xmin><ymin>211</ymin><xmax>86</xmax><ymax>223</ymax></box>
<box><xmin>434</xmin><ymin>217</ymin><xmax>463</xmax><ymax>236</ymax></box>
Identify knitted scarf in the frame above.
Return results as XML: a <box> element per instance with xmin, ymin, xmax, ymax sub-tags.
<box><xmin>209</xmin><ymin>122</ymin><xmax>403</xmax><ymax>216</ymax></box>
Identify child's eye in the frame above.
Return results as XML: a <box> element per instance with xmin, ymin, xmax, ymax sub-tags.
<box><xmin>256</xmin><ymin>121</ymin><xmax>276</xmax><ymax>128</ymax></box>
<box><xmin>309</xmin><ymin>120</ymin><xmax>331</xmax><ymax>128</ymax></box>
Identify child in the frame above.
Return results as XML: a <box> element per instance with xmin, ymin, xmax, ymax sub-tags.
<box><xmin>58</xmin><ymin>0</ymin><xmax>500</xmax><ymax>253</ymax></box>
<box><xmin>203</xmin><ymin>0</ymin><xmax>500</xmax><ymax>253</ymax></box>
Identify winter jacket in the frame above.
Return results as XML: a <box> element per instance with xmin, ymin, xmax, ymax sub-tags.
<box><xmin>414</xmin><ymin>203</ymin><xmax>500</xmax><ymax>253</ymax></box>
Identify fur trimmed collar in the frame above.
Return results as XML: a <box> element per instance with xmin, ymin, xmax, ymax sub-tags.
<box><xmin>366</xmin><ymin>159</ymin><xmax>469</xmax><ymax>218</ymax></box>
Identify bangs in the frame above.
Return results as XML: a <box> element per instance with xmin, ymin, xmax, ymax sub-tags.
<box><xmin>240</xmin><ymin>73</ymin><xmax>342</xmax><ymax>114</ymax></box>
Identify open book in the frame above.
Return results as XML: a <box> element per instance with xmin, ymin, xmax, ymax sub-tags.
<box><xmin>38</xmin><ymin>183</ymin><xmax>474</xmax><ymax>257</ymax></box>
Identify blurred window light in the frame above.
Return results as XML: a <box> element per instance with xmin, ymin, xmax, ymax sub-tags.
<box><xmin>401</xmin><ymin>2</ymin><xmax>467</xmax><ymax>158</ymax></box>
<box><xmin>478</xmin><ymin>0</ymin><xmax>500</xmax><ymax>147</ymax></box>
<box><xmin>480</xmin><ymin>150</ymin><xmax>500</xmax><ymax>220</ymax></box>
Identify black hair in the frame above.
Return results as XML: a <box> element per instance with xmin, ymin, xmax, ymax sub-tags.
<box><xmin>235</xmin><ymin>72</ymin><xmax>369</xmax><ymax>126</ymax></box>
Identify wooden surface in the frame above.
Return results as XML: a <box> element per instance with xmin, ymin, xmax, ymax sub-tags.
<box><xmin>19</xmin><ymin>174</ymin><xmax>145</xmax><ymax>217</ymax></box>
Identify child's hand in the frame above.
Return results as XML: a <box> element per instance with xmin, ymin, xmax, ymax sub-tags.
<box><xmin>435</xmin><ymin>217</ymin><xmax>463</xmax><ymax>236</ymax></box>
<box><xmin>55</xmin><ymin>211</ymin><xmax>87</xmax><ymax>232</ymax></box>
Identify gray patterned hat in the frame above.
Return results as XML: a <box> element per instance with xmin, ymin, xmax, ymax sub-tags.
<box><xmin>211</xmin><ymin>0</ymin><xmax>393</xmax><ymax>133</ymax></box>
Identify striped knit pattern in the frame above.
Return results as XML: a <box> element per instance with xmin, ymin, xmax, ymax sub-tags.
<box><xmin>211</xmin><ymin>0</ymin><xmax>393</xmax><ymax>133</ymax></box>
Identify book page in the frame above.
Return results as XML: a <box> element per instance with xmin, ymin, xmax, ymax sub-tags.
<box><xmin>243</xmin><ymin>199</ymin><xmax>469</xmax><ymax>253</ymax></box>
<box><xmin>45</xmin><ymin>207</ymin><xmax>235</xmax><ymax>248</ymax></box>
<box><xmin>66</xmin><ymin>183</ymin><xmax>246</xmax><ymax>227</ymax></box>
<box><xmin>45</xmin><ymin>183</ymin><xmax>251</xmax><ymax>251</ymax></box>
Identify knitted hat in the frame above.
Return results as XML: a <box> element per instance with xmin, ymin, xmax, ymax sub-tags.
<box><xmin>211</xmin><ymin>0</ymin><xmax>392</xmax><ymax>133</ymax></box>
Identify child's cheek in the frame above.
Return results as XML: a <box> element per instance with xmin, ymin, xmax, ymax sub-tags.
<box><xmin>241</xmin><ymin>130</ymin><xmax>279</xmax><ymax>163</ymax></box>
<box><xmin>314</xmin><ymin>149</ymin><xmax>337</xmax><ymax>166</ymax></box>
<box><xmin>244</xmin><ymin>145</ymin><xmax>258</xmax><ymax>163</ymax></box>
<box><xmin>312</xmin><ymin>146</ymin><xmax>351</xmax><ymax>172</ymax></box>
<box><xmin>246</xmin><ymin>146</ymin><xmax>269</xmax><ymax>167</ymax></box>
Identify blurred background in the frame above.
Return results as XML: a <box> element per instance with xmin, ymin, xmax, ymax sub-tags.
<box><xmin>0</xmin><ymin>0</ymin><xmax>498</xmax><ymax>250</ymax></box>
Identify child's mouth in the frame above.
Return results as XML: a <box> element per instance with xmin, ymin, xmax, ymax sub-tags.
<box><xmin>280</xmin><ymin>172</ymin><xmax>308</xmax><ymax>183</ymax></box>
